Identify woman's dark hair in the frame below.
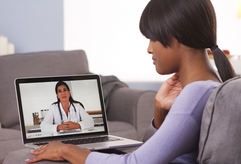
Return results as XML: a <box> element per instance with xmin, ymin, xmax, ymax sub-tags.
<box><xmin>139</xmin><ymin>0</ymin><xmax>236</xmax><ymax>82</ymax></box>
<box><xmin>53</xmin><ymin>81</ymin><xmax>84</xmax><ymax>109</ymax></box>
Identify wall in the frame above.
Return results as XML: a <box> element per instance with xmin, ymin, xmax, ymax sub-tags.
<box><xmin>0</xmin><ymin>0</ymin><xmax>240</xmax><ymax>88</ymax></box>
<box><xmin>63</xmin><ymin>0</ymin><xmax>169</xmax><ymax>82</ymax></box>
<box><xmin>0</xmin><ymin>0</ymin><xmax>64</xmax><ymax>54</ymax></box>
<box><xmin>126</xmin><ymin>82</ymin><xmax>162</xmax><ymax>92</ymax></box>
<box><xmin>63</xmin><ymin>0</ymin><xmax>241</xmax><ymax>83</ymax></box>
<box><xmin>211</xmin><ymin>0</ymin><xmax>241</xmax><ymax>55</ymax></box>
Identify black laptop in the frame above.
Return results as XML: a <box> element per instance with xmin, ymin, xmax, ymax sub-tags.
<box><xmin>15</xmin><ymin>74</ymin><xmax>142</xmax><ymax>150</ymax></box>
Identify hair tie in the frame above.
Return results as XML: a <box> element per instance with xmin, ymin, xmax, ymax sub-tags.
<box><xmin>211</xmin><ymin>45</ymin><xmax>218</xmax><ymax>52</ymax></box>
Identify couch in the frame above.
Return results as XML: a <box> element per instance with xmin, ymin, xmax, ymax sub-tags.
<box><xmin>0</xmin><ymin>50</ymin><xmax>156</xmax><ymax>163</ymax></box>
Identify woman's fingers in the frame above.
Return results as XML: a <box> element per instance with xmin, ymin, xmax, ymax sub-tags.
<box><xmin>31</xmin><ymin>144</ymin><xmax>48</xmax><ymax>155</ymax></box>
<box><xmin>27</xmin><ymin>145</ymin><xmax>48</xmax><ymax>162</ymax></box>
<box><xmin>63</xmin><ymin>121</ymin><xmax>79</xmax><ymax>130</ymax></box>
<box><xmin>26</xmin><ymin>155</ymin><xmax>44</xmax><ymax>163</ymax></box>
<box><xmin>61</xmin><ymin>123</ymin><xmax>70</xmax><ymax>130</ymax></box>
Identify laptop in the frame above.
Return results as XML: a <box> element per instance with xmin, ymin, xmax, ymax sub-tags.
<box><xmin>15</xmin><ymin>74</ymin><xmax>142</xmax><ymax>150</ymax></box>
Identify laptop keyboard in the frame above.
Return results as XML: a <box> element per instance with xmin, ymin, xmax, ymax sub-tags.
<box><xmin>34</xmin><ymin>136</ymin><xmax>123</xmax><ymax>146</ymax></box>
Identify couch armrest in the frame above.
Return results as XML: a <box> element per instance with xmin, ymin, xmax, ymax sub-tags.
<box><xmin>106</xmin><ymin>87</ymin><xmax>156</xmax><ymax>140</ymax></box>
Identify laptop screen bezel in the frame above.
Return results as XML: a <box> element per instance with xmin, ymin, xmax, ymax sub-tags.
<box><xmin>15</xmin><ymin>74</ymin><xmax>109</xmax><ymax>144</ymax></box>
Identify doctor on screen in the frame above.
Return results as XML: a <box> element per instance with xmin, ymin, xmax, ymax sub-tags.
<box><xmin>40</xmin><ymin>81</ymin><xmax>94</xmax><ymax>133</ymax></box>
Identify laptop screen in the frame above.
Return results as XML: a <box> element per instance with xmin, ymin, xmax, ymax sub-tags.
<box><xmin>15</xmin><ymin>74</ymin><xmax>108</xmax><ymax>144</ymax></box>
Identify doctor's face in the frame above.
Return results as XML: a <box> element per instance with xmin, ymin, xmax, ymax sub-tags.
<box><xmin>57</xmin><ymin>85</ymin><xmax>71</xmax><ymax>103</ymax></box>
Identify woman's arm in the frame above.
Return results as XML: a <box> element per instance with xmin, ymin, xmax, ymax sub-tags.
<box><xmin>86</xmin><ymin>81</ymin><xmax>216</xmax><ymax>164</ymax></box>
<box><xmin>27</xmin><ymin>81</ymin><xmax>216</xmax><ymax>164</ymax></box>
<box><xmin>28</xmin><ymin>112</ymin><xmax>199</xmax><ymax>164</ymax></box>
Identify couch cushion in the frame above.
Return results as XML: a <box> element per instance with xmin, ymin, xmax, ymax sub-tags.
<box><xmin>108</xmin><ymin>121</ymin><xmax>138</xmax><ymax>140</ymax></box>
<box><xmin>9</xmin><ymin>124</ymin><xmax>21</xmax><ymax>130</ymax></box>
<box><xmin>198</xmin><ymin>76</ymin><xmax>241</xmax><ymax>163</ymax></box>
<box><xmin>0</xmin><ymin>50</ymin><xmax>89</xmax><ymax>128</ymax></box>
<box><xmin>0</xmin><ymin>129</ymin><xmax>26</xmax><ymax>163</ymax></box>
<box><xmin>3</xmin><ymin>148</ymin><xmax>71</xmax><ymax>164</ymax></box>
<box><xmin>0</xmin><ymin>128</ymin><xmax>22</xmax><ymax>141</ymax></box>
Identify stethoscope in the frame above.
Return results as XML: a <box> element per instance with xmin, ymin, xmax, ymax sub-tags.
<box><xmin>57</xmin><ymin>102</ymin><xmax>82</xmax><ymax>124</ymax></box>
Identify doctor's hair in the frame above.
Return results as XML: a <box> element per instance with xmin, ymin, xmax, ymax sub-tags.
<box><xmin>53</xmin><ymin>81</ymin><xmax>85</xmax><ymax>109</ymax></box>
<box><xmin>139</xmin><ymin>0</ymin><xmax>235</xmax><ymax>82</ymax></box>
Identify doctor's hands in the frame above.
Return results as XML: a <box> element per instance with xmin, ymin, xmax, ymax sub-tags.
<box><xmin>26</xmin><ymin>141</ymin><xmax>90</xmax><ymax>164</ymax></box>
<box><xmin>154</xmin><ymin>73</ymin><xmax>182</xmax><ymax>129</ymax></box>
<box><xmin>57</xmin><ymin>121</ymin><xmax>81</xmax><ymax>131</ymax></box>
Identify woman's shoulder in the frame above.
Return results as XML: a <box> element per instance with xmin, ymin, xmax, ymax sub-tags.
<box><xmin>45</xmin><ymin>103</ymin><xmax>58</xmax><ymax>114</ymax></box>
<box><xmin>72</xmin><ymin>102</ymin><xmax>84</xmax><ymax>108</ymax></box>
<box><xmin>49</xmin><ymin>103</ymin><xmax>58</xmax><ymax>109</ymax></box>
<box><xmin>186</xmin><ymin>80</ymin><xmax>220</xmax><ymax>88</ymax></box>
<box><xmin>170</xmin><ymin>80</ymin><xmax>221</xmax><ymax>115</ymax></box>
<box><xmin>182</xmin><ymin>80</ymin><xmax>220</xmax><ymax>96</ymax></box>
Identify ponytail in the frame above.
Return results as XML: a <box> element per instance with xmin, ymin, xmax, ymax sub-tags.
<box><xmin>211</xmin><ymin>45</ymin><xmax>236</xmax><ymax>82</ymax></box>
<box><xmin>139</xmin><ymin>0</ymin><xmax>236</xmax><ymax>83</ymax></box>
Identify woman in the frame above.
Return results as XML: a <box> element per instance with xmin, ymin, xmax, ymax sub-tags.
<box><xmin>40</xmin><ymin>81</ymin><xmax>94</xmax><ymax>133</ymax></box>
<box><xmin>27</xmin><ymin>0</ymin><xmax>235</xmax><ymax>163</ymax></box>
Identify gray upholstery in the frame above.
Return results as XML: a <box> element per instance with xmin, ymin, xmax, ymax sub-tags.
<box><xmin>0</xmin><ymin>50</ymin><xmax>156</xmax><ymax>164</ymax></box>
<box><xmin>3</xmin><ymin>148</ymin><xmax>71</xmax><ymax>164</ymax></box>
<box><xmin>0</xmin><ymin>50</ymin><xmax>89</xmax><ymax>129</ymax></box>
<box><xmin>107</xmin><ymin>88</ymin><xmax>156</xmax><ymax>139</ymax></box>
<box><xmin>0</xmin><ymin>129</ymin><xmax>26</xmax><ymax>163</ymax></box>
<box><xmin>198</xmin><ymin>76</ymin><xmax>241</xmax><ymax>164</ymax></box>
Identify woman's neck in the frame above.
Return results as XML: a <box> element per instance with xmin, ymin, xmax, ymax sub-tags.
<box><xmin>178</xmin><ymin>48</ymin><xmax>221</xmax><ymax>88</ymax></box>
<box><xmin>61</xmin><ymin>101</ymin><xmax>70</xmax><ymax>116</ymax></box>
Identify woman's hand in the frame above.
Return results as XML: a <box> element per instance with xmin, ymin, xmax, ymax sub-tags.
<box><xmin>57</xmin><ymin>121</ymin><xmax>81</xmax><ymax>131</ymax></box>
<box><xmin>155</xmin><ymin>73</ymin><xmax>182</xmax><ymax>110</ymax></box>
<box><xmin>154</xmin><ymin>73</ymin><xmax>182</xmax><ymax>129</ymax></box>
<box><xmin>26</xmin><ymin>142</ymin><xmax>90</xmax><ymax>164</ymax></box>
<box><xmin>26</xmin><ymin>142</ymin><xmax>66</xmax><ymax>163</ymax></box>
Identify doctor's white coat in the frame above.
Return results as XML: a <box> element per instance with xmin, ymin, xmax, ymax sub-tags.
<box><xmin>40</xmin><ymin>102</ymin><xmax>94</xmax><ymax>133</ymax></box>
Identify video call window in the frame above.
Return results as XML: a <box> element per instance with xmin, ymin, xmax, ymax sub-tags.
<box><xmin>19</xmin><ymin>79</ymin><xmax>105</xmax><ymax>139</ymax></box>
